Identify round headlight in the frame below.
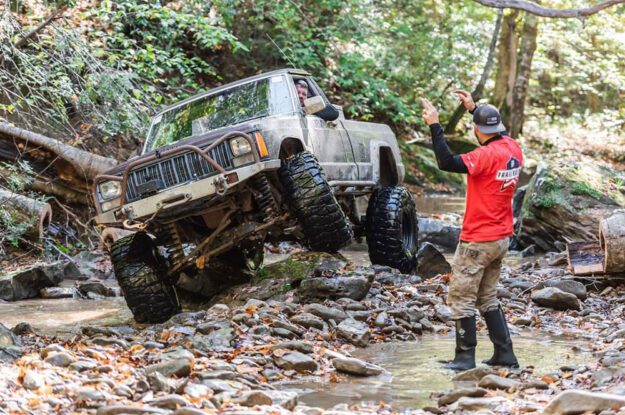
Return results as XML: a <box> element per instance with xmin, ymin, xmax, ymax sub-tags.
<box><xmin>230</xmin><ymin>137</ymin><xmax>252</xmax><ymax>157</ymax></box>
<box><xmin>99</xmin><ymin>180</ymin><xmax>122</xmax><ymax>201</ymax></box>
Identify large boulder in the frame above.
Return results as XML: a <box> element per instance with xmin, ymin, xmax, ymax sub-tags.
<box><xmin>516</xmin><ymin>162</ymin><xmax>625</xmax><ymax>251</ymax></box>
<box><xmin>0</xmin><ymin>261</ymin><xmax>78</xmax><ymax>301</ymax></box>
<box><xmin>298</xmin><ymin>271</ymin><xmax>374</xmax><ymax>301</ymax></box>
<box><xmin>418</xmin><ymin>218</ymin><xmax>461</xmax><ymax>251</ymax></box>
<box><xmin>532</xmin><ymin>287</ymin><xmax>581</xmax><ymax>311</ymax></box>
<box><xmin>543</xmin><ymin>390</ymin><xmax>625</xmax><ymax>415</ymax></box>
<box><xmin>415</xmin><ymin>243</ymin><xmax>452</xmax><ymax>278</ymax></box>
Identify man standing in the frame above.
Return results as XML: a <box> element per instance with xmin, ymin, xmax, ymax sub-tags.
<box><xmin>421</xmin><ymin>91</ymin><xmax>523</xmax><ymax>371</ymax></box>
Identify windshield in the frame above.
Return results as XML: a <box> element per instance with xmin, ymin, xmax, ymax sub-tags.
<box><xmin>144</xmin><ymin>76</ymin><xmax>293</xmax><ymax>151</ymax></box>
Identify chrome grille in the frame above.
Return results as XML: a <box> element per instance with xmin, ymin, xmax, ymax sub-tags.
<box><xmin>125</xmin><ymin>142</ymin><xmax>234</xmax><ymax>203</ymax></box>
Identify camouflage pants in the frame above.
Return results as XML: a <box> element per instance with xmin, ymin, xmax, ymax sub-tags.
<box><xmin>447</xmin><ymin>237</ymin><xmax>510</xmax><ymax>319</ymax></box>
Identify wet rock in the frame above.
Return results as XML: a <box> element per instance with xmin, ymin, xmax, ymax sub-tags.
<box><xmin>234</xmin><ymin>390</ymin><xmax>272</xmax><ymax>407</ymax></box>
<box><xmin>41</xmin><ymin>344</ymin><xmax>66</xmax><ymax>359</ymax></box>
<box><xmin>337</xmin><ymin>318</ymin><xmax>370</xmax><ymax>347</ymax></box>
<box><xmin>272</xmin><ymin>327</ymin><xmax>298</xmax><ymax>339</ymax></box>
<box><xmin>70</xmin><ymin>360</ymin><xmax>98</xmax><ymax>372</ymax></box>
<box><xmin>478</xmin><ymin>374</ymin><xmax>521</xmax><ymax>390</ymax></box>
<box><xmin>387</xmin><ymin>308</ymin><xmax>425</xmax><ymax>323</ymax></box>
<box><xmin>0</xmin><ymin>261</ymin><xmax>75</xmax><ymax>301</ymax></box>
<box><xmin>274</xmin><ymin>351</ymin><xmax>318</xmax><ymax>372</ymax></box>
<box><xmin>263</xmin><ymin>390</ymin><xmax>299</xmax><ymax>410</ymax></box>
<box><xmin>11</xmin><ymin>322</ymin><xmax>35</xmax><ymax>335</ymax></box>
<box><xmin>272</xmin><ymin>341</ymin><xmax>314</xmax><ymax>354</ymax></box>
<box><xmin>145</xmin><ymin>358</ymin><xmax>191</xmax><ymax>377</ymax></box>
<box><xmin>147</xmin><ymin>394</ymin><xmax>191</xmax><ymax>409</ymax></box>
<box><xmin>23</xmin><ymin>370</ymin><xmax>44</xmax><ymax>390</ymax></box>
<box><xmin>76</xmin><ymin>388</ymin><xmax>106</xmax><ymax>403</ymax></box>
<box><xmin>0</xmin><ymin>323</ymin><xmax>19</xmax><ymax>348</ymax></box>
<box><xmin>332</xmin><ymin>357</ymin><xmax>384</xmax><ymax>376</ymax></box>
<box><xmin>303</xmin><ymin>303</ymin><xmax>347</xmax><ymax>322</ymax></box>
<box><xmin>290</xmin><ymin>312</ymin><xmax>325</xmax><ymax>330</ymax></box>
<box><xmin>415</xmin><ymin>243</ymin><xmax>451</xmax><ymax>278</ymax></box>
<box><xmin>532</xmin><ymin>287</ymin><xmax>581</xmax><ymax>311</ymax></box>
<box><xmin>418</xmin><ymin>218</ymin><xmax>461</xmax><ymax>250</ymax></box>
<box><xmin>77</xmin><ymin>279</ymin><xmax>117</xmax><ymax>297</ymax></box>
<box><xmin>201</xmin><ymin>378</ymin><xmax>247</xmax><ymax>393</ymax></box>
<box><xmin>503</xmin><ymin>277</ymin><xmax>533</xmax><ymax>291</ymax></box>
<box><xmin>450</xmin><ymin>397</ymin><xmax>507</xmax><ymax>412</ymax></box>
<box><xmin>298</xmin><ymin>272</ymin><xmax>374</xmax><ymax>301</ymax></box>
<box><xmin>543</xmin><ymin>390</ymin><xmax>625</xmax><ymax>415</ymax></box>
<box><xmin>434</xmin><ymin>305</ymin><xmax>453</xmax><ymax>323</ymax></box>
<box><xmin>192</xmin><ymin>326</ymin><xmax>235</xmax><ymax>352</ymax></box>
<box><xmin>39</xmin><ymin>286</ymin><xmax>75</xmax><ymax>299</ymax></box>
<box><xmin>452</xmin><ymin>367</ymin><xmax>496</xmax><ymax>381</ymax></box>
<box><xmin>97</xmin><ymin>405</ymin><xmax>169</xmax><ymax>415</ymax></box>
<box><xmin>375</xmin><ymin>272</ymin><xmax>422</xmax><ymax>286</ymax></box>
<box><xmin>45</xmin><ymin>352</ymin><xmax>76</xmax><ymax>367</ymax></box>
<box><xmin>272</xmin><ymin>320</ymin><xmax>305</xmax><ymax>336</ymax></box>
<box><xmin>92</xmin><ymin>337</ymin><xmax>130</xmax><ymax>349</ymax></box>
<box><xmin>538</xmin><ymin>279</ymin><xmax>587</xmax><ymax>300</ymax></box>
<box><xmin>438</xmin><ymin>387</ymin><xmax>488</xmax><ymax>406</ymax></box>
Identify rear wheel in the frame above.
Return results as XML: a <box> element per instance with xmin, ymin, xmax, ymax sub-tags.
<box><xmin>278</xmin><ymin>151</ymin><xmax>352</xmax><ymax>252</ymax></box>
<box><xmin>110</xmin><ymin>233</ymin><xmax>180</xmax><ymax>323</ymax></box>
<box><xmin>366</xmin><ymin>186</ymin><xmax>418</xmax><ymax>273</ymax></box>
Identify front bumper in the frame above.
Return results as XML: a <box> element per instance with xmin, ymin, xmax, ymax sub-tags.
<box><xmin>95</xmin><ymin>159</ymin><xmax>281</xmax><ymax>225</ymax></box>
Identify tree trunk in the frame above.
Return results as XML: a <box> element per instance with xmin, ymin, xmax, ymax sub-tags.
<box><xmin>445</xmin><ymin>8</ymin><xmax>503</xmax><ymax>134</ymax></box>
<box><xmin>493</xmin><ymin>10</ymin><xmax>519</xmax><ymax>126</ymax></box>
<box><xmin>0</xmin><ymin>189</ymin><xmax>52</xmax><ymax>242</ymax></box>
<box><xmin>508</xmin><ymin>12</ymin><xmax>539</xmax><ymax>138</ymax></box>
<box><xmin>0</xmin><ymin>122</ymin><xmax>116</xmax><ymax>183</ymax></box>
<box><xmin>599</xmin><ymin>212</ymin><xmax>625</xmax><ymax>273</ymax></box>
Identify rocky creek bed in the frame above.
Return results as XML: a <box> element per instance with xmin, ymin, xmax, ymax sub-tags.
<box><xmin>0</xmin><ymin>244</ymin><xmax>624</xmax><ymax>415</ymax></box>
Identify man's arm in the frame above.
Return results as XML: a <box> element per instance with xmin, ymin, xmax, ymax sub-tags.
<box><xmin>421</xmin><ymin>98</ymin><xmax>468</xmax><ymax>174</ymax></box>
<box><xmin>429</xmin><ymin>123</ymin><xmax>468</xmax><ymax>174</ymax></box>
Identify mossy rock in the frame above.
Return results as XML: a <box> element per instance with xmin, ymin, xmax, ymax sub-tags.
<box><xmin>253</xmin><ymin>251</ymin><xmax>348</xmax><ymax>284</ymax></box>
<box><xmin>516</xmin><ymin>161</ymin><xmax>625</xmax><ymax>251</ymax></box>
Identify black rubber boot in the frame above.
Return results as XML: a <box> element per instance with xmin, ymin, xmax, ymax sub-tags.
<box><xmin>445</xmin><ymin>316</ymin><xmax>477</xmax><ymax>371</ymax></box>
<box><xmin>482</xmin><ymin>306</ymin><xmax>519</xmax><ymax>368</ymax></box>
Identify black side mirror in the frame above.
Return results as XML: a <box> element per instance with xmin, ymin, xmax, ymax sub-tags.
<box><xmin>316</xmin><ymin>104</ymin><xmax>340</xmax><ymax>122</ymax></box>
<box><xmin>303</xmin><ymin>96</ymin><xmax>340</xmax><ymax>122</ymax></box>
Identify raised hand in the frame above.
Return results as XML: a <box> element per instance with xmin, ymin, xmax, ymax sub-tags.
<box><xmin>421</xmin><ymin>98</ymin><xmax>440</xmax><ymax>126</ymax></box>
<box><xmin>453</xmin><ymin>89</ymin><xmax>476</xmax><ymax>112</ymax></box>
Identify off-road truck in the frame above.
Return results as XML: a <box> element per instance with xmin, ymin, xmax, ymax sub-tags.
<box><xmin>93</xmin><ymin>68</ymin><xmax>418</xmax><ymax>323</ymax></box>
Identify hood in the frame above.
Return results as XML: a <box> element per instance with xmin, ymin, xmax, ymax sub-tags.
<box><xmin>102</xmin><ymin>122</ymin><xmax>258</xmax><ymax>177</ymax></box>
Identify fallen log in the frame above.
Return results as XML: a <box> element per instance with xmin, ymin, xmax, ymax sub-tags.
<box><xmin>516</xmin><ymin>161</ymin><xmax>625</xmax><ymax>251</ymax></box>
<box><xmin>0</xmin><ymin>121</ymin><xmax>116</xmax><ymax>183</ymax></box>
<box><xmin>0</xmin><ymin>189</ymin><xmax>52</xmax><ymax>241</ymax></box>
<box><xmin>599</xmin><ymin>211</ymin><xmax>625</xmax><ymax>273</ymax></box>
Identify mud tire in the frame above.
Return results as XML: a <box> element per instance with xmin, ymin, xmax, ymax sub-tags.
<box><xmin>366</xmin><ymin>186</ymin><xmax>418</xmax><ymax>273</ymax></box>
<box><xmin>110</xmin><ymin>233</ymin><xmax>180</xmax><ymax>323</ymax></box>
<box><xmin>279</xmin><ymin>151</ymin><xmax>352</xmax><ymax>252</ymax></box>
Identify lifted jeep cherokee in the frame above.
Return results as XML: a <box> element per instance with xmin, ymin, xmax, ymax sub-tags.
<box><xmin>94</xmin><ymin>69</ymin><xmax>418</xmax><ymax>323</ymax></box>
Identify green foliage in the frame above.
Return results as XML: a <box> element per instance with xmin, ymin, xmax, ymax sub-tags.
<box><xmin>570</xmin><ymin>181</ymin><xmax>603</xmax><ymax>200</ymax></box>
<box><xmin>85</xmin><ymin>0</ymin><xmax>245</xmax><ymax>102</ymax></box>
<box><xmin>0</xmin><ymin>162</ymin><xmax>40</xmax><ymax>253</ymax></box>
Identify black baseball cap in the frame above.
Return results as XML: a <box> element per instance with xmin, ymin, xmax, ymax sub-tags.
<box><xmin>473</xmin><ymin>104</ymin><xmax>506</xmax><ymax>134</ymax></box>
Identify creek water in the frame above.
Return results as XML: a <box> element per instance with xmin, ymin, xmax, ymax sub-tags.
<box><xmin>279</xmin><ymin>335</ymin><xmax>592</xmax><ymax>411</ymax></box>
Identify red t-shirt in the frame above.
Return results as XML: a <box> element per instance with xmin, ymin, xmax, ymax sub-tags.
<box><xmin>459</xmin><ymin>136</ymin><xmax>523</xmax><ymax>242</ymax></box>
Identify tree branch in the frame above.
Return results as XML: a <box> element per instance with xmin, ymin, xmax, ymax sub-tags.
<box><xmin>14</xmin><ymin>7</ymin><xmax>64</xmax><ymax>48</ymax></box>
<box><xmin>473</xmin><ymin>0</ymin><xmax>625</xmax><ymax>18</ymax></box>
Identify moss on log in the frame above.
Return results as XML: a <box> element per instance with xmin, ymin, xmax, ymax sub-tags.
<box><xmin>516</xmin><ymin>161</ymin><xmax>625</xmax><ymax>251</ymax></box>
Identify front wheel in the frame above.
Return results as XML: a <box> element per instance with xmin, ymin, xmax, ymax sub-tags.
<box><xmin>278</xmin><ymin>151</ymin><xmax>352</xmax><ymax>252</ymax></box>
<box><xmin>110</xmin><ymin>233</ymin><xmax>180</xmax><ymax>323</ymax></box>
<box><xmin>366</xmin><ymin>186</ymin><xmax>418</xmax><ymax>273</ymax></box>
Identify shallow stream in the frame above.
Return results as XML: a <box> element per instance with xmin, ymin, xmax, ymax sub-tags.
<box><xmin>280</xmin><ymin>335</ymin><xmax>592</xmax><ymax>411</ymax></box>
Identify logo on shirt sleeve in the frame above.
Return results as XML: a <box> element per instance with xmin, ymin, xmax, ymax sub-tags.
<box><xmin>496</xmin><ymin>157</ymin><xmax>521</xmax><ymax>191</ymax></box>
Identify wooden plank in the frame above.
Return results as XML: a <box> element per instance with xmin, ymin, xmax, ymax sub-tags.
<box><xmin>567</xmin><ymin>241</ymin><xmax>605</xmax><ymax>276</ymax></box>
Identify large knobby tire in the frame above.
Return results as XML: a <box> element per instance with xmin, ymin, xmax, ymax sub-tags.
<box><xmin>279</xmin><ymin>151</ymin><xmax>352</xmax><ymax>252</ymax></box>
<box><xmin>366</xmin><ymin>186</ymin><xmax>419</xmax><ymax>273</ymax></box>
<box><xmin>110</xmin><ymin>233</ymin><xmax>180</xmax><ymax>323</ymax></box>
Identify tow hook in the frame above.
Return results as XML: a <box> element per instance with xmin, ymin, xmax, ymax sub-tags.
<box><xmin>214</xmin><ymin>176</ymin><xmax>228</xmax><ymax>196</ymax></box>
